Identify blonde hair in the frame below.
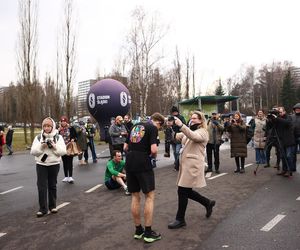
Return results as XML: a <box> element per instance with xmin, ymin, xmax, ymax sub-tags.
<box><xmin>193</xmin><ymin>111</ymin><xmax>207</xmax><ymax>130</ymax></box>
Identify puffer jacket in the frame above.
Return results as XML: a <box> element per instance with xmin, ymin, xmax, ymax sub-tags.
<box><xmin>253</xmin><ymin>117</ymin><xmax>266</xmax><ymax>149</ymax></box>
<box><xmin>31</xmin><ymin>118</ymin><xmax>67</xmax><ymax>166</ymax></box>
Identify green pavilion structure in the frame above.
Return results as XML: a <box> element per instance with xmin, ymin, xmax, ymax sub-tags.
<box><xmin>178</xmin><ymin>95</ymin><xmax>239</xmax><ymax>120</ymax></box>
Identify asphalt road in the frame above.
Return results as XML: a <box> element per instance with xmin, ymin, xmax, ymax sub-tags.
<box><xmin>0</xmin><ymin>142</ymin><xmax>299</xmax><ymax>250</ymax></box>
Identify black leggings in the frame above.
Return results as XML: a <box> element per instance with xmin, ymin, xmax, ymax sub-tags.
<box><xmin>235</xmin><ymin>157</ymin><xmax>245</xmax><ymax>170</ymax></box>
<box><xmin>176</xmin><ymin>186</ymin><xmax>210</xmax><ymax>221</ymax></box>
<box><xmin>62</xmin><ymin>155</ymin><xmax>74</xmax><ymax>177</ymax></box>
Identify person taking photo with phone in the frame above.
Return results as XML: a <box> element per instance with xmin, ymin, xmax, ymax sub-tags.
<box><xmin>31</xmin><ymin>117</ymin><xmax>66</xmax><ymax>217</ymax></box>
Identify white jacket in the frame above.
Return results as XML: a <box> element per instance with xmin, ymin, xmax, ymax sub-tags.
<box><xmin>30</xmin><ymin>118</ymin><xmax>67</xmax><ymax>166</ymax></box>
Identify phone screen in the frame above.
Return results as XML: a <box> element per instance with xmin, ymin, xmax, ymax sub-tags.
<box><xmin>41</xmin><ymin>154</ymin><xmax>48</xmax><ymax>162</ymax></box>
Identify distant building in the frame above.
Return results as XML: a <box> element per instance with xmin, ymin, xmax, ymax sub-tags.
<box><xmin>291</xmin><ymin>66</ymin><xmax>300</xmax><ymax>86</ymax></box>
<box><xmin>77</xmin><ymin>79</ymin><xmax>97</xmax><ymax>117</ymax></box>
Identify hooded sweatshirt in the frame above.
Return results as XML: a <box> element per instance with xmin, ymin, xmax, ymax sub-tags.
<box><xmin>30</xmin><ymin>117</ymin><xmax>67</xmax><ymax>166</ymax></box>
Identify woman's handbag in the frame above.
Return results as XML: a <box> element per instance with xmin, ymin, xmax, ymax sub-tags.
<box><xmin>66</xmin><ymin>141</ymin><xmax>82</xmax><ymax>156</ymax></box>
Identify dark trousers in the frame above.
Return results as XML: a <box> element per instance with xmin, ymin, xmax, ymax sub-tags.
<box><xmin>235</xmin><ymin>157</ymin><xmax>245</xmax><ymax>170</ymax></box>
<box><xmin>36</xmin><ymin>164</ymin><xmax>60</xmax><ymax>213</ymax></box>
<box><xmin>62</xmin><ymin>155</ymin><xmax>74</xmax><ymax>177</ymax></box>
<box><xmin>176</xmin><ymin>186</ymin><xmax>210</xmax><ymax>221</ymax></box>
<box><xmin>109</xmin><ymin>143</ymin><xmax>114</xmax><ymax>159</ymax></box>
<box><xmin>165</xmin><ymin>141</ymin><xmax>171</xmax><ymax>154</ymax></box>
<box><xmin>78</xmin><ymin>150</ymin><xmax>88</xmax><ymax>161</ymax></box>
<box><xmin>265</xmin><ymin>140</ymin><xmax>281</xmax><ymax>165</ymax></box>
<box><xmin>206</xmin><ymin>143</ymin><xmax>220</xmax><ymax>170</ymax></box>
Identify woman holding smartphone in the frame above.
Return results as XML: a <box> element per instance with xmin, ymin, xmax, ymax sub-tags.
<box><xmin>31</xmin><ymin>117</ymin><xmax>66</xmax><ymax>217</ymax></box>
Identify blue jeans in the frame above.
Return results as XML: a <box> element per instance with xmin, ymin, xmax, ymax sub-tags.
<box><xmin>171</xmin><ymin>143</ymin><xmax>181</xmax><ymax>170</ymax></box>
<box><xmin>282</xmin><ymin>146</ymin><xmax>295</xmax><ymax>172</ymax></box>
<box><xmin>255</xmin><ymin>148</ymin><xmax>266</xmax><ymax>164</ymax></box>
<box><xmin>87</xmin><ymin>137</ymin><xmax>97</xmax><ymax>161</ymax></box>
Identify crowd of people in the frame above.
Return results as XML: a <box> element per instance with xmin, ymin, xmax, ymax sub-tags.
<box><xmin>0</xmin><ymin>101</ymin><xmax>299</xmax><ymax>244</ymax></box>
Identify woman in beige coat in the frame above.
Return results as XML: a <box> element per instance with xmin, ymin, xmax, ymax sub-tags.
<box><xmin>168</xmin><ymin>111</ymin><xmax>216</xmax><ymax>229</ymax></box>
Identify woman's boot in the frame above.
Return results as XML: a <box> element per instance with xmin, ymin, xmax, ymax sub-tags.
<box><xmin>234</xmin><ymin>157</ymin><xmax>240</xmax><ymax>173</ymax></box>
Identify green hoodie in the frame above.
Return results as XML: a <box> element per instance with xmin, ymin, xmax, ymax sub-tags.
<box><xmin>104</xmin><ymin>159</ymin><xmax>125</xmax><ymax>182</ymax></box>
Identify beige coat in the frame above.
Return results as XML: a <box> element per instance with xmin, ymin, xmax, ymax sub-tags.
<box><xmin>175</xmin><ymin>125</ymin><xmax>208</xmax><ymax>188</ymax></box>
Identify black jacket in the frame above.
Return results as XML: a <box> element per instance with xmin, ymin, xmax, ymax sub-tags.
<box><xmin>272</xmin><ymin>114</ymin><xmax>295</xmax><ymax>147</ymax></box>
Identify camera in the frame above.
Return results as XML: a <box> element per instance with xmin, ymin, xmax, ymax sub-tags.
<box><xmin>45</xmin><ymin>139</ymin><xmax>53</xmax><ymax>148</ymax></box>
<box><xmin>212</xmin><ymin>119</ymin><xmax>219</xmax><ymax>125</ymax></box>
<box><xmin>267</xmin><ymin>109</ymin><xmax>279</xmax><ymax>119</ymax></box>
<box><xmin>167</xmin><ymin>116</ymin><xmax>175</xmax><ymax>122</ymax></box>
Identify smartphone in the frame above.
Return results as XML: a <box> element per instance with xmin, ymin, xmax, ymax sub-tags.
<box><xmin>41</xmin><ymin>154</ymin><xmax>48</xmax><ymax>162</ymax></box>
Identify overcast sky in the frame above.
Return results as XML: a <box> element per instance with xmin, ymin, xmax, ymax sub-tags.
<box><xmin>1</xmin><ymin>0</ymin><xmax>300</xmax><ymax>94</ymax></box>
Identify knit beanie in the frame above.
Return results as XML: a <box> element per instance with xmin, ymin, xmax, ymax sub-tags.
<box><xmin>60</xmin><ymin>116</ymin><xmax>69</xmax><ymax>123</ymax></box>
<box><xmin>42</xmin><ymin>117</ymin><xmax>54</xmax><ymax>128</ymax></box>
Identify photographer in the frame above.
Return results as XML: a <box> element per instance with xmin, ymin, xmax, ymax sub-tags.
<box><xmin>31</xmin><ymin>117</ymin><xmax>66</xmax><ymax>217</ymax></box>
<box><xmin>269</xmin><ymin>107</ymin><xmax>295</xmax><ymax>176</ymax></box>
<box><xmin>170</xmin><ymin>106</ymin><xmax>186</xmax><ymax>171</ymax></box>
<box><xmin>205</xmin><ymin>112</ymin><xmax>224</xmax><ymax>174</ymax></box>
<box><xmin>265</xmin><ymin>108</ymin><xmax>281</xmax><ymax>169</ymax></box>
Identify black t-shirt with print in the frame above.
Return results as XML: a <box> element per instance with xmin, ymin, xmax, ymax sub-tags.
<box><xmin>125</xmin><ymin>122</ymin><xmax>158</xmax><ymax>172</ymax></box>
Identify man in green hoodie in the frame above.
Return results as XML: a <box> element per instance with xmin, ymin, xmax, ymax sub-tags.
<box><xmin>104</xmin><ymin>150</ymin><xmax>130</xmax><ymax>195</ymax></box>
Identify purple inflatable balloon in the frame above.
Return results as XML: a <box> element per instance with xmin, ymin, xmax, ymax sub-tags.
<box><xmin>87</xmin><ymin>78</ymin><xmax>131</xmax><ymax>140</ymax></box>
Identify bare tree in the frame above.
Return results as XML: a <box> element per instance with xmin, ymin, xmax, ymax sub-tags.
<box><xmin>184</xmin><ymin>55</ymin><xmax>190</xmax><ymax>99</ymax></box>
<box><xmin>192</xmin><ymin>55</ymin><xmax>195</xmax><ymax>98</ymax></box>
<box><xmin>127</xmin><ymin>7</ymin><xmax>167</xmax><ymax>116</ymax></box>
<box><xmin>60</xmin><ymin>0</ymin><xmax>77</xmax><ymax>119</ymax></box>
<box><xmin>173</xmin><ymin>46</ymin><xmax>182</xmax><ymax>101</ymax></box>
<box><xmin>16</xmin><ymin>0</ymin><xmax>38</xmax><ymax>144</ymax></box>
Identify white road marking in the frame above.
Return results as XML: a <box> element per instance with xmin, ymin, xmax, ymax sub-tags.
<box><xmin>0</xmin><ymin>233</ymin><xmax>7</xmax><ymax>238</ymax></box>
<box><xmin>260</xmin><ymin>214</ymin><xmax>286</xmax><ymax>232</ymax></box>
<box><xmin>244</xmin><ymin>164</ymin><xmax>253</xmax><ymax>168</ymax></box>
<box><xmin>85</xmin><ymin>184</ymin><xmax>103</xmax><ymax>193</ymax></box>
<box><xmin>56</xmin><ymin>202</ymin><xmax>70</xmax><ymax>210</ymax></box>
<box><xmin>208</xmin><ymin>173</ymin><xmax>228</xmax><ymax>180</ymax></box>
<box><xmin>205</xmin><ymin>172</ymin><xmax>212</xmax><ymax>178</ymax></box>
<box><xmin>296</xmin><ymin>196</ymin><xmax>300</xmax><ymax>201</ymax></box>
<box><xmin>0</xmin><ymin>186</ymin><xmax>23</xmax><ymax>195</ymax></box>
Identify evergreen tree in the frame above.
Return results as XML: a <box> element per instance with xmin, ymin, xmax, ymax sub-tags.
<box><xmin>214</xmin><ymin>80</ymin><xmax>226</xmax><ymax>96</ymax></box>
<box><xmin>281</xmin><ymin>69</ymin><xmax>296</xmax><ymax>113</ymax></box>
<box><xmin>214</xmin><ymin>80</ymin><xmax>226</xmax><ymax>113</ymax></box>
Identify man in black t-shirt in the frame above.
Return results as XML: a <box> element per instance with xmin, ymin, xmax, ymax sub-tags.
<box><xmin>124</xmin><ymin>112</ymin><xmax>165</xmax><ymax>243</ymax></box>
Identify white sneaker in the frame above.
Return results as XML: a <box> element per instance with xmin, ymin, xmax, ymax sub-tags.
<box><xmin>68</xmin><ymin>177</ymin><xmax>74</xmax><ymax>184</ymax></box>
<box><xmin>62</xmin><ymin>177</ymin><xmax>68</xmax><ymax>182</ymax></box>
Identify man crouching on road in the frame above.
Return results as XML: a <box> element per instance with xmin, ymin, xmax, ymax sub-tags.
<box><xmin>124</xmin><ymin>112</ymin><xmax>165</xmax><ymax>243</ymax></box>
<box><xmin>104</xmin><ymin>150</ymin><xmax>130</xmax><ymax>195</ymax></box>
